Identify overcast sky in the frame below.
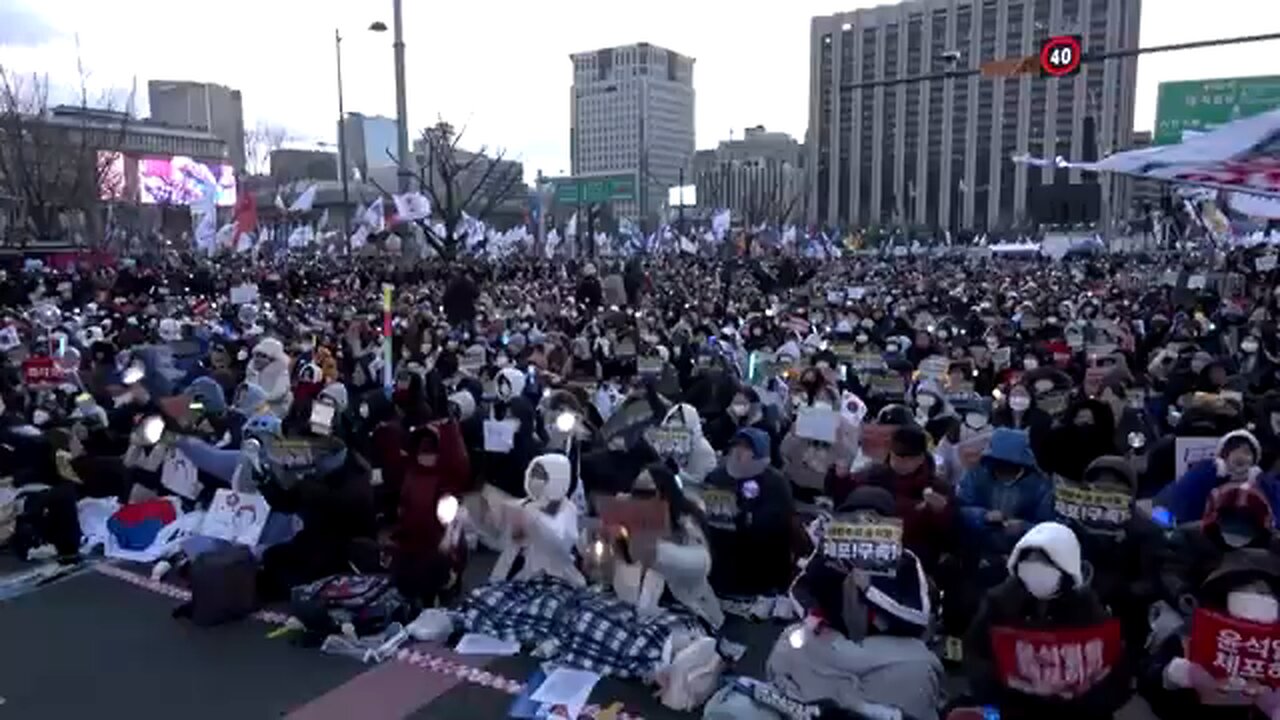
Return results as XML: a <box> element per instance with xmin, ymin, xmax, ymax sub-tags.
<box><xmin>1</xmin><ymin>0</ymin><xmax>1276</xmax><ymax>181</ymax></box>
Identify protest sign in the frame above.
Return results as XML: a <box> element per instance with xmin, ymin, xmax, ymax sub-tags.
<box><xmin>1053</xmin><ymin>478</ymin><xmax>1133</xmax><ymax>532</ymax></box>
<box><xmin>201</xmin><ymin>489</ymin><xmax>271</xmax><ymax>547</ymax></box>
<box><xmin>989</xmin><ymin>620</ymin><xmax>1123</xmax><ymax>697</ymax></box>
<box><xmin>795</xmin><ymin>407</ymin><xmax>839</xmax><ymax>443</ymax></box>
<box><xmin>637</xmin><ymin>356</ymin><xmax>664</xmax><ymax>377</ymax></box>
<box><xmin>643</xmin><ymin>426</ymin><xmax>693</xmax><ymax>456</ymax></box>
<box><xmin>822</xmin><ymin>515</ymin><xmax>903</xmax><ymax>576</ymax></box>
<box><xmin>1175</xmin><ymin>437</ymin><xmax>1220</xmax><ymax>479</ymax></box>
<box><xmin>867</xmin><ymin>372</ymin><xmax>906</xmax><ymax>396</ymax></box>
<box><xmin>22</xmin><ymin>356</ymin><xmax>68</xmax><ymax>388</ymax></box>
<box><xmin>918</xmin><ymin>356</ymin><xmax>950</xmax><ymax>384</ymax></box>
<box><xmin>594</xmin><ymin>495</ymin><xmax>670</xmax><ymax>539</ymax></box>
<box><xmin>1187</xmin><ymin>608</ymin><xmax>1280</xmax><ymax>697</ymax></box>
<box><xmin>849</xmin><ymin>352</ymin><xmax>886</xmax><ymax>371</ymax></box>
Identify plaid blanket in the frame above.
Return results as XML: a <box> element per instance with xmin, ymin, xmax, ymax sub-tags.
<box><xmin>454</xmin><ymin>576</ymin><xmax>703</xmax><ymax>679</ymax></box>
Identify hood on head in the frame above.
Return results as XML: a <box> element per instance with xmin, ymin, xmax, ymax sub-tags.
<box><xmin>234</xmin><ymin>382</ymin><xmax>269</xmax><ymax>415</ymax></box>
<box><xmin>524</xmin><ymin>453</ymin><xmax>573</xmax><ymax>502</ymax></box>
<box><xmin>253</xmin><ymin>337</ymin><xmax>286</xmax><ymax>363</ymax></box>
<box><xmin>837</xmin><ymin>485</ymin><xmax>897</xmax><ymax>517</ymax></box>
<box><xmin>1008</xmin><ymin>521</ymin><xmax>1083</xmax><ymax>587</ymax></box>
<box><xmin>862</xmin><ymin>549</ymin><xmax>931</xmax><ymax>629</ymax></box>
<box><xmin>731</xmin><ymin>427</ymin><xmax>770</xmax><ymax>460</ymax></box>
<box><xmin>318</xmin><ymin>383</ymin><xmax>349</xmax><ymax>412</ymax></box>
<box><xmin>982</xmin><ymin>428</ymin><xmax>1037</xmax><ymax>468</ymax></box>
<box><xmin>1204</xmin><ymin>482</ymin><xmax>1275</xmax><ymax>530</ymax></box>
<box><xmin>1082</xmin><ymin>456</ymin><xmax>1137</xmax><ymax>491</ymax></box>
<box><xmin>186</xmin><ymin>376</ymin><xmax>227</xmax><ymax>415</ymax></box>
<box><xmin>496</xmin><ymin>367</ymin><xmax>526</xmax><ymax>399</ymax></box>
<box><xmin>448</xmin><ymin>390</ymin><xmax>477</xmax><ymax>421</ymax></box>
<box><xmin>662</xmin><ymin>402</ymin><xmax>703</xmax><ymax>436</ymax></box>
<box><xmin>1218</xmin><ymin>428</ymin><xmax>1262</xmax><ymax>460</ymax></box>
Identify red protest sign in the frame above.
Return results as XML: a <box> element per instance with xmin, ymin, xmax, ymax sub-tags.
<box><xmin>990</xmin><ymin>620</ymin><xmax>1123</xmax><ymax>697</ymax></box>
<box><xmin>593</xmin><ymin>495</ymin><xmax>670</xmax><ymax>539</ymax></box>
<box><xmin>22</xmin><ymin>356</ymin><xmax>68</xmax><ymax>387</ymax></box>
<box><xmin>1188</xmin><ymin>608</ymin><xmax>1280</xmax><ymax>691</ymax></box>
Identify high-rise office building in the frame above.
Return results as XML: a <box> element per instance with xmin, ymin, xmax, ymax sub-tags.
<box><xmin>807</xmin><ymin>0</ymin><xmax>1141</xmax><ymax>231</ymax></box>
<box><xmin>570</xmin><ymin>43</ymin><xmax>695</xmax><ymax>219</ymax></box>
<box><xmin>692</xmin><ymin>127</ymin><xmax>807</xmax><ymax>222</ymax></box>
<box><xmin>148</xmin><ymin>80</ymin><xmax>246</xmax><ymax>173</ymax></box>
<box><xmin>339</xmin><ymin>112</ymin><xmax>399</xmax><ymax>186</ymax></box>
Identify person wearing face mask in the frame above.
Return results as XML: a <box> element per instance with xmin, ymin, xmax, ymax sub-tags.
<box><xmin>488</xmin><ymin>453</ymin><xmax>584</xmax><ymax>586</ymax></box>
<box><xmin>957</xmin><ymin>428</ymin><xmax>1054</xmax><ymax>552</ymax></box>
<box><xmin>477</xmin><ymin>367</ymin><xmax>543</xmax><ymax>499</ymax></box>
<box><xmin>703</xmin><ymin>428</ymin><xmax>800</xmax><ymax>598</ymax></box>
<box><xmin>648</xmin><ymin>403</ymin><xmax>717</xmax><ymax>488</ymax></box>
<box><xmin>964</xmin><ymin>522</ymin><xmax>1131</xmax><ymax>720</ymax></box>
<box><xmin>705</xmin><ymin>386</ymin><xmax>783</xmax><ymax>463</ymax></box>
<box><xmin>391</xmin><ymin>418</ymin><xmax>471</xmax><ymax>605</ymax></box>
<box><xmin>1042</xmin><ymin>398</ymin><xmax>1118</xmax><ymax>483</ymax></box>
<box><xmin>781</xmin><ymin>389</ymin><xmax>860</xmax><ymax>501</ymax></box>
<box><xmin>992</xmin><ymin>383</ymin><xmax>1053</xmax><ymax>464</ymax></box>
<box><xmin>1143</xmin><ymin>549</ymin><xmax>1280</xmax><ymax>720</ymax></box>
<box><xmin>1156</xmin><ymin>429</ymin><xmax>1280</xmax><ymax>527</ymax></box>
<box><xmin>245</xmin><ymin>337</ymin><xmax>293</xmax><ymax>419</ymax></box>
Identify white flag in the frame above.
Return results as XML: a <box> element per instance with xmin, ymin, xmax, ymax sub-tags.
<box><xmin>274</xmin><ymin>192</ymin><xmax>286</xmax><ymax>211</ymax></box>
<box><xmin>393</xmin><ymin>192</ymin><xmax>431</xmax><ymax>222</ymax></box>
<box><xmin>365</xmin><ymin>197</ymin><xmax>386</xmax><ymax>231</ymax></box>
<box><xmin>289</xmin><ymin>185</ymin><xmax>318</xmax><ymax>213</ymax></box>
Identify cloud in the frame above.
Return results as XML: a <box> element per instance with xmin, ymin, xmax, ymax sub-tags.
<box><xmin>0</xmin><ymin>4</ymin><xmax>61</xmax><ymax>48</ymax></box>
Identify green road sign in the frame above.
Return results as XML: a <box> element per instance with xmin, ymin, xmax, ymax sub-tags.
<box><xmin>1154</xmin><ymin>75</ymin><xmax>1280</xmax><ymax>145</ymax></box>
<box><xmin>553</xmin><ymin>173</ymin><xmax>637</xmax><ymax>204</ymax></box>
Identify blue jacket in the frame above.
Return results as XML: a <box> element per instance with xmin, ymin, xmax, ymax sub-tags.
<box><xmin>957</xmin><ymin>428</ymin><xmax>1055</xmax><ymax>537</ymax></box>
<box><xmin>1155</xmin><ymin>458</ymin><xmax>1280</xmax><ymax>527</ymax></box>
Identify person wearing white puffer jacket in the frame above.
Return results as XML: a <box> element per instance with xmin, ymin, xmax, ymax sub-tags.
<box><xmin>246</xmin><ymin>337</ymin><xmax>293</xmax><ymax>418</ymax></box>
<box><xmin>651</xmin><ymin>403</ymin><xmax>718</xmax><ymax>489</ymax></box>
<box><xmin>489</xmin><ymin>453</ymin><xmax>585</xmax><ymax>587</ymax></box>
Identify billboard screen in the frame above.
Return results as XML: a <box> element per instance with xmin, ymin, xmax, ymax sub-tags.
<box><xmin>1154</xmin><ymin>75</ymin><xmax>1280</xmax><ymax>145</ymax></box>
<box><xmin>138</xmin><ymin>155</ymin><xmax>236</xmax><ymax>207</ymax></box>
<box><xmin>667</xmin><ymin>185</ymin><xmax>697</xmax><ymax>207</ymax></box>
<box><xmin>97</xmin><ymin>151</ymin><xmax>127</xmax><ymax>201</ymax></box>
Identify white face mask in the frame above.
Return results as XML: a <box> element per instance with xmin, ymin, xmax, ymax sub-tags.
<box><xmin>812</xmin><ymin>401</ymin><xmax>834</xmax><ymax>412</ymax></box>
<box><xmin>1227</xmin><ymin>590</ymin><xmax>1280</xmax><ymax>624</ymax></box>
<box><xmin>1024</xmin><ymin>357</ymin><xmax>1039</xmax><ymax>370</ymax></box>
<box><xmin>1009</xmin><ymin>395</ymin><xmax>1031</xmax><ymax>412</ymax></box>
<box><xmin>1017</xmin><ymin>560</ymin><xmax>1063</xmax><ymax>599</ymax></box>
<box><xmin>730</xmin><ymin>403</ymin><xmax>749</xmax><ymax>417</ymax></box>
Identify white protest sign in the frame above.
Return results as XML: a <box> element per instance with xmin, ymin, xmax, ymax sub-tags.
<box><xmin>161</xmin><ymin>448</ymin><xmax>200</xmax><ymax>500</ymax></box>
<box><xmin>1174</xmin><ymin>436</ymin><xmax>1220</xmax><ymax>480</ymax></box>
<box><xmin>230</xmin><ymin>283</ymin><xmax>259</xmax><ymax>306</ymax></box>
<box><xmin>483</xmin><ymin>419</ymin><xmax>518</xmax><ymax>453</ymax></box>
<box><xmin>200</xmin><ymin>489</ymin><xmax>271</xmax><ymax>546</ymax></box>
<box><xmin>795</xmin><ymin>407</ymin><xmax>839</xmax><ymax>443</ymax></box>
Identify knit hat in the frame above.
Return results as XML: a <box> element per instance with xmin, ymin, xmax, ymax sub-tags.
<box><xmin>890</xmin><ymin>425</ymin><xmax>929</xmax><ymax>458</ymax></box>
<box><xmin>1204</xmin><ymin>482</ymin><xmax>1274</xmax><ymax>531</ymax></box>
<box><xmin>862</xmin><ymin>548</ymin><xmax>931</xmax><ymax>628</ymax></box>
<box><xmin>1008</xmin><ymin>521</ymin><xmax>1083</xmax><ymax>587</ymax></box>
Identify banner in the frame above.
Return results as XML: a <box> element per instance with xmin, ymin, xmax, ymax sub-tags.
<box><xmin>1188</xmin><ymin>608</ymin><xmax>1280</xmax><ymax>696</ymax></box>
<box><xmin>821</xmin><ymin>515</ymin><xmax>903</xmax><ymax>576</ymax></box>
<box><xmin>990</xmin><ymin>620</ymin><xmax>1123</xmax><ymax>697</ymax></box>
<box><xmin>1053</xmin><ymin>477</ymin><xmax>1133</xmax><ymax>533</ymax></box>
<box><xmin>22</xmin><ymin>356</ymin><xmax>69</xmax><ymax>388</ymax></box>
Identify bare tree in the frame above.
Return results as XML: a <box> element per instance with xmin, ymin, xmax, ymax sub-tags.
<box><xmin>243</xmin><ymin>121</ymin><xmax>294</xmax><ymax>176</ymax></box>
<box><xmin>0</xmin><ymin>54</ymin><xmax>134</xmax><ymax>246</ymax></box>
<box><xmin>400</xmin><ymin>119</ymin><xmax>523</xmax><ymax>259</ymax></box>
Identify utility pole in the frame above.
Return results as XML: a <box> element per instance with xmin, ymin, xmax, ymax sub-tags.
<box><xmin>677</xmin><ymin>166</ymin><xmax>685</xmax><ymax>235</ymax></box>
<box><xmin>335</xmin><ymin>29</ymin><xmax>351</xmax><ymax>240</ymax></box>
<box><xmin>392</xmin><ymin>0</ymin><xmax>411</xmax><ymax>193</ymax></box>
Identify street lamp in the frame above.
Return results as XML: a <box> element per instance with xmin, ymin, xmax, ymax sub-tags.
<box><xmin>336</xmin><ymin>21</ymin><xmax>388</xmax><ymax>239</ymax></box>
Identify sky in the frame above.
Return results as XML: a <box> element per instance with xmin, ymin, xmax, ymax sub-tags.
<box><xmin>1</xmin><ymin>0</ymin><xmax>1277</xmax><ymax>183</ymax></box>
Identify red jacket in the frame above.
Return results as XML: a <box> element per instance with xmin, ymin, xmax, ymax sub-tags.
<box><xmin>393</xmin><ymin>420</ymin><xmax>471</xmax><ymax>559</ymax></box>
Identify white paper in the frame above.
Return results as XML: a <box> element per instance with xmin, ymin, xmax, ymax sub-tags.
<box><xmin>795</xmin><ymin>407</ymin><xmax>839</xmax><ymax>443</ymax></box>
<box><xmin>1257</xmin><ymin>255</ymin><xmax>1278</xmax><ymax>272</ymax></box>
<box><xmin>453</xmin><ymin>633</ymin><xmax>521</xmax><ymax>656</ymax></box>
<box><xmin>230</xmin><ymin>283</ymin><xmax>259</xmax><ymax>305</ymax></box>
<box><xmin>200</xmin><ymin>489</ymin><xmax>271</xmax><ymax>547</ymax></box>
<box><xmin>530</xmin><ymin>667</ymin><xmax>600</xmax><ymax>716</ymax></box>
<box><xmin>160</xmin><ymin>449</ymin><xmax>201</xmax><ymax>500</ymax></box>
<box><xmin>483</xmin><ymin>419</ymin><xmax>518</xmax><ymax>453</ymax></box>
<box><xmin>1187</xmin><ymin>274</ymin><xmax>1207</xmax><ymax>290</ymax></box>
<box><xmin>1174</xmin><ymin>436</ymin><xmax>1220</xmax><ymax>479</ymax></box>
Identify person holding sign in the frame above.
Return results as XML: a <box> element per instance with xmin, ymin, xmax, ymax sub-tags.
<box><xmin>1144</xmin><ymin>549</ymin><xmax>1280</xmax><ymax>719</ymax></box>
<box><xmin>964</xmin><ymin>522</ymin><xmax>1131</xmax><ymax>720</ymax></box>
<box><xmin>703</xmin><ymin>428</ymin><xmax>798</xmax><ymax>598</ymax></box>
<box><xmin>647</xmin><ymin>403</ymin><xmax>717</xmax><ymax>488</ymax></box>
<box><xmin>1157</xmin><ymin>430</ymin><xmax>1280</xmax><ymax>528</ymax></box>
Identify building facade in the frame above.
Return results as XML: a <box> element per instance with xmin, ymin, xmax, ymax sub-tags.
<box><xmin>807</xmin><ymin>0</ymin><xmax>1141</xmax><ymax>231</ymax></box>
<box><xmin>692</xmin><ymin>126</ymin><xmax>807</xmax><ymax>223</ymax></box>
<box><xmin>270</xmin><ymin>148</ymin><xmax>339</xmax><ymax>183</ymax></box>
<box><xmin>148</xmin><ymin>80</ymin><xmax>246</xmax><ymax>172</ymax></box>
<box><xmin>339</xmin><ymin>113</ymin><xmax>400</xmax><ymax>184</ymax></box>
<box><xmin>570</xmin><ymin>43</ymin><xmax>696</xmax><ymax>219</ymax></box>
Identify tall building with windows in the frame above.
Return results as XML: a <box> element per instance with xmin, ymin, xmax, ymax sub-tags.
<box><xmin>339</xmin><ymin>112</ymin><xmax>399</xmax><ymax>186</ymax></box>
<box><xmin>692</xmin><ymin>127</ymin><xmax>807</xmax><ymax>223</ymax></box>
<box><xmin>570</xmin><ymin>43</ymin><xmax>695</xmax><ymax>219</ymax></box>
<box><xmin>806</xmin><ymin>0</ymin><xmax>1141</xmax><ymax>231</ymax></box>
<box><xmin>148</xmin><ymin>80</ymin><xmax>246</xmax><ymax>173</ymax></box>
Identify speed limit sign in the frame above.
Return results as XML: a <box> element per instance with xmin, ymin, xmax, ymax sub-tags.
<box><xmin>1039</xmin><ymin>34</ymin><xmax>1083</xmax><ymax>77</ymax></box>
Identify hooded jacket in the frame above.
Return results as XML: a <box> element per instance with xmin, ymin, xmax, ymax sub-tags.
<box><xmin>1042</xmin><ymin>398</ymin><xmax>1118</xmax><ymax>482</ymax></box>
<box><xmin>653</xmin><ymin>403</ymin><xmax>717</xmax><ymax>487</ymax></box>
<box><xmin>779</xmin><ymin>406</ymin><xmax>860</xmax><ymax>496</ymax></box>
<box><xmin>489</xmin><ymin>454</ymin><xmax>585</xmax><ymax>587</ymax></box>
<box><xmin>393</xmin><ymin>419</ymin><xmax>471</xmax><ymax>601</ymax></box>
<box><xmin>1155</xmin><ymin>429</ymin><xmax>1280</xmax><ymax>527</ymax></box>
<box><xmin>964</xmin><ymin>522</ymin><xmax>1131</xmax><ymax>720</ymax></box>
<box><xmin>703</xmin><ymin>428</ymin><xmax>797</xmax><ymax>597</ymax></box>
<box><xmin>247</xmin><ymin>338</ymin><xmax>293</xmax><ymax>418</ymax></box>
<box><xmin>957</xmin><ymin>428</ymin><xmax>1055</xmax><ymax>547</ymax></box>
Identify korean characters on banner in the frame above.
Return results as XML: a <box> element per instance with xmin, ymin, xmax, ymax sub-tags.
<box><xmin>821</xmin><ymin>514</ymin><xmax>904</xmax><ymax>576</ymax></box>
<box><xmin>1188</xmin><ymin>608</ymin><xmax>1280</xmax><ymax>701</ymax></box>
<box><xmin>989</xmin><ymin>620</ymin><xmax>1124</xmax><ymax>697</ymax></box>
<box><xmin>1052</xmin><ymin>477</ymin><xmax>1133</xmax><ymax>533</ymax></box>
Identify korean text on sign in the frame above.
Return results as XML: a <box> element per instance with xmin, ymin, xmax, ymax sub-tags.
<box><xmin>1053</xmin><ymin>479</ymin><xmax>1132</xmax><ymax>531</ymax></box>
<box><xmin>822</xmin><ymin>518</ymin><xmax>903</xmax><ymax>576</ymax></box>
<box><xmin>1188</xmin><ymin>608</ymin><xmax>1280</xmax><ymax>693</ymax></box>
<box><xmin>989</xmin><ymin>620</ymin><xmax>1123</xmax><ymax>697</ymax></box>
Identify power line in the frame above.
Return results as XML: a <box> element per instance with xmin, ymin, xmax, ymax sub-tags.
<box><xmin>838</xmin><ymin>31</ymin><xmax>1280</xmax><ymax>92</ymax></box>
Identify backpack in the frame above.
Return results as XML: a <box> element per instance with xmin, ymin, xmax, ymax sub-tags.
<box><xmin>289</xmin><ymin>574</ymin><xmax>409</xmax><ymax>643</ymax></box>
<box><xmin>173</xmin><ymin>543</ymin><xmax>257</xmax><ymax>626</ymax></box>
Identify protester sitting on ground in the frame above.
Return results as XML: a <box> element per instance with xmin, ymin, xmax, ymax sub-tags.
<box><xmin>489</xmin><ymin>453</ymin><xmax>584</xmax><ymax>587</ymax></box>
<box><xmin>957</xmin><ymin>427</ymin><xmax>1054</xmax><ymax>553</ymax></box>
<box><xmin>1156</xmin><ymin>429</ymin><xmax>1280</xmax><ymax>526</ymax></box>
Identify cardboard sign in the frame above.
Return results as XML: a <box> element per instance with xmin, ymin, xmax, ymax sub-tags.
<box><xmin>822</xmin><ymin>516</ymin><xmax>903</xmax><ymax>576</ymax></box>
<box><xmin>160</xmin><ymin>448</ymin><xmax>200</xmax><ymax>500</ymax></box>
<box><xmin>1175</xmin><ymin>436</ymin><xmax>1220</xmax><ymax>479</ymax></box>
<box><xmin>637</xmin><ymin>357</ymin><xmax>664</xmax><ymax>377</ymax></box>
<box><xmin>1053</xmin><ymin>478</ymin><xmax>1132</xmax><ymax>532</ymax></box>
<box><xmin>200</xmin><ymin>489</ymin><xmax>270</xmax><ymax>547</ymax></box>
<box><xmin>795</xmin><ymin>407</ymin><xmax>839</xmax><ymax>443</ymax></box>
<box><xmin>22</xmin><ymin>356</ymin><xmax>69</xmax><ymax>388</ymax></box>
<box><xmin>594</xmin><ymin>495</ymin><xmax>670</xmax><ymax>539</ymax></box>
<box><xmin>483</xmin><ymin>419</ymin><xmax>518</xmax><ymax>453</ymax></box>
<box><xmin>867</xmin><ymin>373</ymin><xmax>906</xmax><ymax>396</ymax></box>
<box><xmin>701</xmin><ymin>487</ymin><xmax>739</xmax><ymax>529</ymax></box>
<box><xmin>643</xmin><ymin>426</ymin><xmax>693</xmax><ymax>456</ymax></box>
<box><xmin>860</xmin><ymin>424</ymin><xmax>897</xmax><ymax>463</ymax></box>
<box><xmin>990</xmin><ymin>620</ymin><xmax>1123</xmax><ymax>697</ymax></box>
<box><xmin>1188</xmin><ymin>608</ymin><xmax>1280</xmax><ymax>697</ymax></box>
<box><xmin>850</xmin><ymin>352</ymin><xmax>887</xmax><ymax>371</ymax></box>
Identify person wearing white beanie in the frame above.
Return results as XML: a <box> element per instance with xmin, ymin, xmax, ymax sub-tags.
<box><xmin>246</xmin><ymin>337</ymin><xmax>293</xmax><ymax>418</ymax></box>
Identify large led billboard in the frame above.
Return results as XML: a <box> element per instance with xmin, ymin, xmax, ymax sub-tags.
<box><xmin>138</xmin><ymin>155</ymin><xmax>236</xmax><ymax>207</ymax></box>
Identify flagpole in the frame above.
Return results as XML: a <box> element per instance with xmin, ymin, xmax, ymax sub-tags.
<box><xmin>335</xmin><ymin>28</ymin><xmax>352</xmax><ymax>246</ymax></box>
<box><xmin>392</xmin><ymin>0</ymin><xmax>411</xmax><ymax>194</ymax></box>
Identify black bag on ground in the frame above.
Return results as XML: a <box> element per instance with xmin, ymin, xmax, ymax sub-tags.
<box><xmin>11</xmin><ymin>485</ymin><xmax>81</xmax><ymax>561</ymax></box>
<box><xmin>173</xmin><ymin>544</ymin><xmax>258</xmax><ymax>626</ymax></box>
<box><xmin>289</xmin><ymin>574</ymin><xmax>410</xmax><ymax>642</ymax></box>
